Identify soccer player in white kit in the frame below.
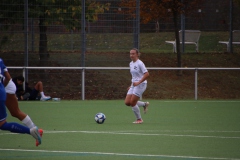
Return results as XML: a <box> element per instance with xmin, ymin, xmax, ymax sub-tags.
<box><xmin>125</xmin><ymin>48</ymin><xmax>150</xmax><ymax>124</ymax></box>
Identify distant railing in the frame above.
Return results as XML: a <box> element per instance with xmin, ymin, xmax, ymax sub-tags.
<box><xmin>7</xmin><ymin>67</ymin><xmax>240</xmax><ymax>100</ymax></box>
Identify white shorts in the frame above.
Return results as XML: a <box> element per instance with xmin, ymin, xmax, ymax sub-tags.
<box><xmin>5</xmin><ymin>79</ymin><xmax>16</xmax><ymax>94</ymax></box>
<box><xmin>127</xmin><ymin>83</ymin><xmax>147</xmax><ymax>97</ymax></box>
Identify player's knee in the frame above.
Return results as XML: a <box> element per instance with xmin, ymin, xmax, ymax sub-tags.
<box><xmin>125</xmin><ymin>101</ymin><xmax>136</xmax><ymax>107</ymax></box>
<box><xmin>35</xmin><ymin>81</ymin><xmax>43</xmax><ymax>90</ymax></box>
<box><xmin>130</xmin><ymin>101</ymin><xmax>137</xmax><ymax>107</ymax></box>
<box><xmin>125</xmin><ymin>101</ymin><xmax>131</xmax><ymax>106</ymax></box>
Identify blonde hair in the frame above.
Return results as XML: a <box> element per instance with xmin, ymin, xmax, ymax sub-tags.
<box><xmin>131</xmin><ymin>48</ymin><xmax>141</xmax><ymax>57</ymax></box>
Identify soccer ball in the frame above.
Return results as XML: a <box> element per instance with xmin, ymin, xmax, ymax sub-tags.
<box><xmin>95</xmin><ymin>113</ymin><xmax>106</xmax><ymax>124</ymax></box>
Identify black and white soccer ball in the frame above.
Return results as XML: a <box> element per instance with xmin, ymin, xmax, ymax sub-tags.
<box><xmin>95</xmin><ymin>113</ymin><xmax>106</xmax><ymax>124</ymax></box>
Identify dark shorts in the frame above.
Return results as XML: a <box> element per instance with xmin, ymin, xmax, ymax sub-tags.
<box><xmin>29</xmin><ymin>89</ymin><xmax>39</xmax><ymax>100</ymax></box>
<box><xmin>0</xmin><ymin>100</ymin><xmax>7</xmax><ymax>122</ymax></box>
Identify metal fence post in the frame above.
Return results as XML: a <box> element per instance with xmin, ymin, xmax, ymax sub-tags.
<box><xmin>181</xmin><ymin>0</ymin><xmax>185</xmax><ymax>53</ymax></box>
<box><xmin>195</xmin><ymin>68</ymin><xmax>198</xmax><ymax>100</ymax></box>
<box><xmin>82</xmin><ymin>68</ymin><xmax>85</xmax><ymax>100</ymax></box>
<box><xmin>24</xmin><ymin>0</ymin><xmax>28</xmax><ymax>82</ymax></box>
<box><xmin>229</xmin><ymin>0</ymin><xmax>233</xmax><ymax>53</ymax></box>
<box><xmin>22</xmin><ymin>67</ymin><xmax>26</xmax><ymax>90</ymax></box>
<box><xmin>133</xmin><ymin>0</ymin><xmax>140</xmax><ymax>49</ymax></box>
<box><xmin>31</xmin><ymin>18</ymin><xmax>34</xmax><ymax>52</ymax></box>
<box><xmin>81</xmin><ymin>0</ymin><xmax>86</xmax><ymax>100</ymax></box>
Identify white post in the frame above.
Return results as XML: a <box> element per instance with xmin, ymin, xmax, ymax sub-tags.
<box><xmin>82</xmin><ymin>68</ymin><xmax>85</xmax><ymax>100</ymax></box>
<box><xmin>195</xmin><ymin>69</ymin><xmax>198</xmax><ymax>100</ymax></box>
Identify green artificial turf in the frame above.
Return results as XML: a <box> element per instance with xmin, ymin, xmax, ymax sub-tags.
<box><xmin>0</xmin><ymin>100</ymin><xmax>240</xmax><ymax>160</ymax></box>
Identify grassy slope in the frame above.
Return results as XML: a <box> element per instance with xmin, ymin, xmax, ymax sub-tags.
<box><xmin>0</xmin><ymin>32</ymin><xmax>240</xmax><ymax>100</ymax></box>
<box><xmin>1</xmin><ymin>32</ymin><xmax>240</xmax><ymax>53</ymax></box>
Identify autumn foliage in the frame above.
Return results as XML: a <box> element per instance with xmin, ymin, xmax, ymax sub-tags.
<box><xmin>119</xmin><ymin>0</ymin><xmax>203</xmax><ymax>21</ymax></box>
<box><xmin>119</xmin><ymin>0</ymin><xmax>167</xmax><ymax>23</ymax></box>
<box><xmin>119</xmin><ymin>0</ymin><xmax>203</xmax><ymax>32</ymax></box>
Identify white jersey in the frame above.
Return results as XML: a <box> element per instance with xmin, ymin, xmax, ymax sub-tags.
<box><xmin>129</xmin><ymin>59</ymin><xmax>148</xmax><ymax>83</ymax></box>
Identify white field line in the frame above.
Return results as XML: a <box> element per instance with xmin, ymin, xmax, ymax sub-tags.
<box><xmin>0</xmin><ymin>148</ymin><xmax>239</xmax><ymax>160</ymax></box>
<box><xmin>114</xmin><ymin>130</ymin><xmax>240</xmax><ymax>133</ymax></box>
<box><xmin>17</xmin><ymin>100</ymin><xmax>240</xmax><ymax>103</ymax></box>
<box><xmin>18</xmin><ymin>101</ymin><xmax>60</xmax><ymax>104</ymax></box>
<box><xmin>162</xmin><ymin>101</ymin><xmax>240</xmax><ymax>103</ymax></box>
<box><xmin>45</xmin><ymin>130</ymin><xmax>240</xmax><ymax>139</ymax></box>
<box><xmin>1</xmin><ymin>130</ymin><xmax>239</xmax><ymax>139</ymax></box>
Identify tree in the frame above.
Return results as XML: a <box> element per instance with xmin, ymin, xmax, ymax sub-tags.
<box><xmin>234</xmin><ymin>0</ymin><xmax>240</xmax><ymax>6</ymax></box>
<box><xmin>119</xmin><ymin>0</ymin><xmax>203</xmax><ymax>70</ymax></box>
<box><xmin>161</xmin><ymin>0</ymin><xmax>203</xmax><ymax>70</ymax></box>
<box><xmin>119</xmin><ymin>0</ymin><xmax>168</xmax><ymax>32</ymax></box>
<box><xmin>0</xmin><ymin>0</ymin><xmax>110</xmax><ymax>65</ymax></box>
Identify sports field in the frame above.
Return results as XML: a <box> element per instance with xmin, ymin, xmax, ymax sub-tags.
<box><xmin>0</xmin><ymin>100</ymin><xmax>240</xmax><ymax>160</ymax></box>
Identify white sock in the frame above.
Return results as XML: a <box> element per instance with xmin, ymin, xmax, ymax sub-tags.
<box><xmin>137</xmin><ymin>101</ymin><xmax>145</xmax><ymax>107</ymax></box>
<box><xmin>22</xmin><ymin>115</ymin><xmax>35</xmax><ymax>128</ymax></box>
<box><xmin>132</xmin><ymin>105</ymin><xmax>141</xmax><ymax>119</ymax></box>
<box><xmin>40</xmin><ymin>92</ymin><xmax>45</xmax><ymax>97</ymax></box>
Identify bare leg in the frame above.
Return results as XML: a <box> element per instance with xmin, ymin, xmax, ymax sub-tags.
<box><xmin>34</xmin><ymin>81</ymin><xmax>43</xmax><ymax>92</ymax></box>
<box><xmin>35</xmin><ymin>81</ymin><xmax>51</xmax><ymax>99</ymax></box>
<box><xmin>125</xmin><ymin>94</ymin><xmax>132</xmax><ymax>106</ymax></box>
<box><xmin>6</xmin><ymin>93</ymin><xmax>27</xmax><ymax>120</ymax></box>
<box><xmin>125</xmin><ymin>94</ymin><xmax>142</xmax><ymax>121</ymax></box>
<box><xmin>125</xmin><ymin>94</ymin><xmax>139</xmax><ymax>107</ymax></box>
<box><xmin>6</xmin><ymin>93</ymin><xmax>35</xmax><ymax>128</ymax></box>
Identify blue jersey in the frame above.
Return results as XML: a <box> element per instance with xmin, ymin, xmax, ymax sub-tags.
<box><xmin>0</xmin><ymin>58</ymin><xmax>7</xmax><ymax>100</ymax></box>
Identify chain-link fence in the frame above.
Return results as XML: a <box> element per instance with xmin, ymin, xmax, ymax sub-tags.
<box><xmin>0</xmin><ymin>0</ymin><xmax>140</xmax><ymax>67</ymax></box>
<box><xmin>1</xmin><ymin>0</ymin><xmax>240</xmax><ymax>100</ymax></box>
<box><xmin>141</xmin><ymin>0</ymin><xmax>240</xmax><ymax>32</ymax></box>
<box><xmin>1</xmin><ymin>1</ymin><xmax>240</xmax><ymax>65</ymax></box>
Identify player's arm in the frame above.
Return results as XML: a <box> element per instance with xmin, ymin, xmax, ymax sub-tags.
<box><xmin>133</xmin><ymin>72</ymin><xmax>149</xmax><ymax>86</ymax></box>
<box><xmin>133</xmin><ymin>62</ymin><xmax>149</xmax><ymax>86</ymax></box>
<box><xmin>140</xmin><ymin>72</ymin><xmax>149</xmax><ymax>83</ymax></box>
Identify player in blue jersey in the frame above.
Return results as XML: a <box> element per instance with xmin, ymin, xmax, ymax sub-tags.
<box><xmin>5</xmin><ymin>77</ymin><xmax>43</xmax><ymax>146</ymax></box>
<box><xmin>124</xmin><ymin>48</ymin><xmax>150</xmax><ymax>124</ymax></box>
<box><xmin>0</xmin><ymin>58</ymin><xmax>42</xmax><ymax>146</ymax></box>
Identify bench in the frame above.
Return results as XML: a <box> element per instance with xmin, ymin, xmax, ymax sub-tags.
<box><xmin>165</xmin><ymin>30</ymin><xmax>201</xmax><ymax>53</ymax></box>
<box><xmin>219</xmin><ymin>30</ymin><xmax>240</xmax><ymax>52</ymax></box>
